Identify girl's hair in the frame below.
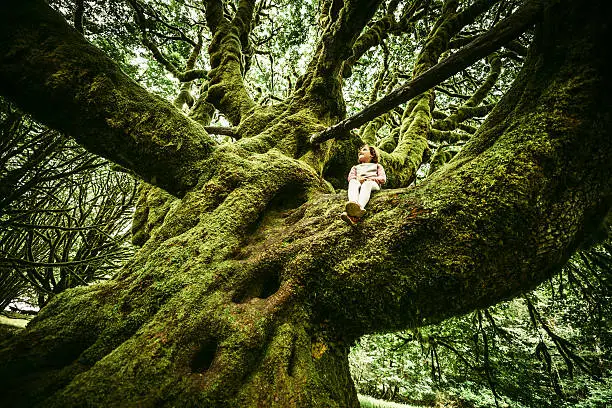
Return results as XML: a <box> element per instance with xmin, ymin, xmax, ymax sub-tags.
<box><xmin>363</xmin><ymin>145</ymin><xmax>378</xmax><ymax>163</ymax></box>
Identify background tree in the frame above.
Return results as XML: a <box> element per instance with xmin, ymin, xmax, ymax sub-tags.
<box><xmin>350</xmin><ymin>235</ymin><xmax>612</xmax><ymax>407</ymax></box>
<box><xmin>0</xmin><ymin>98</ymin><xmax>137</xmax><ymax>310</ymax></box>
<box><xmin>0</xmin><ymin>0</ymin><xmax>610</xmax><ymax>407</ymax></box>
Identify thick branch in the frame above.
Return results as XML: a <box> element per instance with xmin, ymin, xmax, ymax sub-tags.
<box><xmin>433</xmin><ymin>103</ymin><xmax>495</xmax><ymax>130</ymax></box>
<box><xmin>314</xmin><ymin>0</ymin><xmax>385</xmax><ymax>74</ymax></box>
<box><xmin>301</xmin><ymin>0</ymin><xmax>611</xmax><ymax>335</ymax></box>
<box><xmin>0</xmin><ymin>0</ymin><xmax>215</xmax><ymax>196</ymax></box>
<box><xmin>375</xmin><ymin>0</ymin><xmax>467</xmax><ymax>188</ymax></box>
<box><xmin>295</xmin><ymin>0</ymin><xmax>384</xmax><ymax>119</ymax></box>
<box><xmin>310</xmin><ymin>0</ymin><xmax>547</xmax><ymax>145</ymax></box>
<box><xmin>205</xmin><ymin>0</ymin><xmax>257</xmax><ymax>125</ymax></box>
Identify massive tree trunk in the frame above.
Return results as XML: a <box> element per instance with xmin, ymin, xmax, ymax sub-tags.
<box><xmin>0</xmin><ymin>0</ymin><xmax>610</xmax><ymax>407</ymax></box>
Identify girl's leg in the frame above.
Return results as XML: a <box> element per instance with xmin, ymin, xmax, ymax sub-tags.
<box><xmin>348</xmin><ymin>179</ymin><xmax>361</xmax><ymax>202</ymax></box>
<box><xmin>358</xmin><ymin>180</ymin><xmax>380</xmax><ymax>209</ymax></box>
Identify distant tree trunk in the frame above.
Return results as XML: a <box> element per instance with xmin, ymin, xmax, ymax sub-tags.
<box><xmin>0</xmin><ymin>0</ymin><xmax>610</xmax><ymax>407</ymax></box>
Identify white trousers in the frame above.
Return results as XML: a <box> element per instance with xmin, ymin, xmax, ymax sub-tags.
<box><xmin>348</xmin><ymin>179</ymin><xmax>380</xmax><ymax>209</ymax></box>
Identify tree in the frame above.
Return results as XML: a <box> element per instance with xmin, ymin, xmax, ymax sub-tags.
<box><xmin>349</xmin><ymin>238</ymin><xmax>612</xmax><ymax>407</ymax></box>
<box><xmin>0</xmin><ymin>0</ymin><xmax>610</xmax><ymax>406</ymax></box>
<box><xmin>0</xmin><ymin>98</ymin><xmax>137</xmax><ymax>309</ymax></box>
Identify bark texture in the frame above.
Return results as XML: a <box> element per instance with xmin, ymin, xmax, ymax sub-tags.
<box><xmin>0</xmin><ymin>0</ymin><xmax>610</xmax><ymax>407</ymax></box>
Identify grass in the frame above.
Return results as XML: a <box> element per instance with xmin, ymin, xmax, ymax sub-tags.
<box><xmin>359</xmin><ymin>394</ymin><xmax>420</xmax><ymax>408</ymax></box>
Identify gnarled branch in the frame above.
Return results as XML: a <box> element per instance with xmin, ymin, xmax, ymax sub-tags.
<box><xmin>310</xmin><ymin>0</ymin><xmax>547</xmax><ymax>145</ymax></box>
<box><xmin>0</xmin><ymin>0</ymin><xmax>215</xmax><ymax>196</ymax></box>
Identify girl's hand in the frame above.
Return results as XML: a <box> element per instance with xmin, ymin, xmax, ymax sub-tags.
<box><xmin>358</xmin><ymin>176</ymin><xmax>365</xmax><ymax>184</ymax></box>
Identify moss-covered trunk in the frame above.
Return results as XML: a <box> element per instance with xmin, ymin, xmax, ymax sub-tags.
<box><xmin>0</xmin><ymin>143</ymin><xmax>363</xmax><ymax>407</ymax></box>
<box><xmin>0</xmin><ymin>0</ymin><xmax>611</xmax><ymax>407</ymax></box>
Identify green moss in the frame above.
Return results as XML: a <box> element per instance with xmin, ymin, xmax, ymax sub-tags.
<box><xmin>206</xmin><ymin>18</ymin><xmax>256</xmax><ymax>125</ymax></box>
<box><xmin>379</xmin><ymin>91</ymin><xmax>431</xmax><ymax>187</ymax></box>
<box><xmin>2</xmin><ymin>1</ymin><xmax>610</xmax><ymax>407</ymax></box>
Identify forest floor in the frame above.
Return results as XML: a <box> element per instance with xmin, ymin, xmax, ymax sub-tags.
<box><xmin>359</xmin><ymin>394</ymin><xmax>420</xmax><ymax>408</ymax></box>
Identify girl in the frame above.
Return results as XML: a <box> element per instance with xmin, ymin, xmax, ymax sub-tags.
<box><xmin>341</xmin><ymin>144</ymin><xmax>386</xmax><ymax>226</ymax></box>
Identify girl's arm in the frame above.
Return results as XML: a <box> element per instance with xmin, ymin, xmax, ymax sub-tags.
<box><xmin>347</xmin><ymin>166</ymin><xmax>357</xmax><ymax>182</ymax></box>
<box><xmin>370</xmin><ymin>164</ymin><xmax>386</xmax><ymax>185</ymax></box>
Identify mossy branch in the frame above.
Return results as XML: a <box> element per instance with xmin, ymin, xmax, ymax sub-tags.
<box><xmin>174</xmin><ymin>33</ymin><xmax>206</xmax><ymax>109</ymax></box>
<box><xmin>434</xmin><ymin>110</ymin><xmax>479</xmax><ymax>133</ymax></box>
<box><xmin>73</xmin><ymin>0</ymin><xmax>85</xmax><ymax>34</ymax></box>
<box><xmin>466</xmin><ymin>54</ymin><xmax>501</xmax><ymax>104</ymax></box>
<box><xmin>366</xmin><ymin>43</ymin><xmax>390</xmax><ymax>104</ymax></box>
<box><xmin>432</xmin><ymin>53</ymin><xmax>500</xmax><ymax>133</ymax></box>
<box><xmin>435</xmin><ymin>87</ymin><xmax>471</xmax><ymax>99</ymax></box>
<box><xmin>505</xmin><ymin>39</ymin><xmax>529</xmax><ymax>56</ymax></box>
<box><xmin>189</xmin><ymin>73</ymin><xmax>216</xmax><ymax>127</ymax></box>
<box><xmin>310</xmin><ymin>0</ymin><xmax>545</xmax><ymax>145</ymax></box>
<box><xmin>205</xmin><ymin>0</ymin><xmax>256</xmax><ymax>125</ymax></box>
<box><xmin>341</xmin><ymin>0</ymin><xmax>404</xmax><ymax>78</ymax></box>
<box><xmin>427</xmin><ymin>144</ymin><xmax>462</xmax><ymax>174</ymax></box>
<box><xmin>295</xmin><ymin>0</ymin><xmax>384</xmax><ymax>119</ymax></box>
<box><xmin>428</xmin><ymin>128</ymin><xmax>471</xmax><ymax>143</ymax></box>
<box><xmin>433</xmin><ymin>103</ymin><xmax>495</xmax><ymax>131</ymax></box>
<box><xmin>367</xmin><ymin>0</ymin><xmax>492</xmax><ymax>188</ymax></box>
<box><xmin>378</xmin><ymin>92</ymin><xmax>431</xmax><ymax>187</ymax></box>
<box><xmin>0</xmin><ymin>0</ymin><xmax>215</xmax><ymax>196</ymax></box>
<box><xmin>203</xmin><ymin>126</ymin><xmax>236</xmax><ymax>137</ymax></box>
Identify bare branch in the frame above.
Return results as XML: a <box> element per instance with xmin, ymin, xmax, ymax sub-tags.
<box><xmin>342</xmin><ymin>0</ymin><xmax>428</xmax><ymax>78</ymax></box>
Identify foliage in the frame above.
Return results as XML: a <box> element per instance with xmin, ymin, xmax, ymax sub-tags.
<box><xmin>350</xmin><ymin>239</ymin><xmax>612</xmax><ymax>407</ymax></box>
<box><xmin>359</xmin><ymin>393</ymin><xmax>419</xmax><ymax>408</ymax></box>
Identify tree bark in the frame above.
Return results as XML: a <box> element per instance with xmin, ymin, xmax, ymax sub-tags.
<box><xmin>0</xmin><ymin>0</ymin><xmax>610</xmax><ymax>407</ymax></box>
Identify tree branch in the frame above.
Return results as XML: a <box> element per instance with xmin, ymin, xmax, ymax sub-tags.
<box><xmin>204</xmin><ymin>0</ymin><xmax>257</xmax><ymax>125</ymax></box>
<box><xmin>295</xmin><ymin>0</ymin><xmax>385</xmax><ymax>119</ymax></box>
<box><xmin>128</xmin><ymin>0</ymin><xmax>181</xmax><ymax>76</ymax></box>
<box><xmin>73</xmin><ymin>0</ymin><xmax>85</xmax><ymax>34</ymax></box>
<box><xmin>341</xmin><ymin>0</ymin><xmax>428</xmax><ymax>78</ymax></box>
<box><xmin>203</xmin><ymin>126</ymin><xmax>236</xmax><ymax>137</ymax></box>
<box><xmin>310</xmin><ymin>0</ymin><xmax>546</xmax><ymax>145</ymax></box>
<box><xmin>0</xmin><ymin>0</ymin><xmax>216</xmax><ymax>196</ymax></box>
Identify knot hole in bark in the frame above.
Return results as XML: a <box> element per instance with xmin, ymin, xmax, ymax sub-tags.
<box><xmin>190</xmin><ymin>338</ymin><xmax>219</xmax><ymax>373</ymax></box>
<box><xmin>255</xmin><ymin>181</ymin><xmax>309</xmax><ymax>227</ymax></box>
<box><xmin>231</xmin><ymin>177</ymin><xmax>308</xmax><ymax>302</ymax></box>
<box><xmin>231</xmin><ymin>268</ymin><xmax>281</xmax><ymax>303</ymax></box>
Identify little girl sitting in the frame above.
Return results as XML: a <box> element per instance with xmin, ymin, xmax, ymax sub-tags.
<box><xmin>341</xmin><ymin>144</ymin><xmax>386</xmax><ymax>226</ymax></box>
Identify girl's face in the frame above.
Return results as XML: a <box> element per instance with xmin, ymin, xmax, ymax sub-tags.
<box><xmin>358</xmin><ymin>145</ymin><xmax>372</xmax><ymax>163</ymax></box>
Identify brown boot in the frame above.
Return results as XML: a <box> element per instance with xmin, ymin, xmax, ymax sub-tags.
<box><xmin>340</xmin><ymin>212</ymin><xmax>359</xmax><ymax>226</ymax></box>
<box><xmin>345</xmin><ymin>201</ymin><xmax>365</xmax><ymax>218</ymax></box>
